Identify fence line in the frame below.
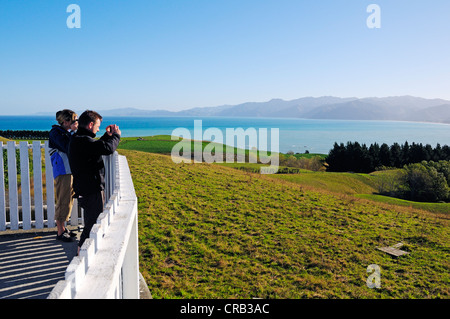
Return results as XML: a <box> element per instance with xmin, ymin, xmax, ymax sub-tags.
<box><xmin>1</xmin><ymin>141</ymin><xmax>59</xmax><ymax>230</ymax></box>
<box><xmin>0</xmin><ymin>142</ymin><xmax>5</xmax><ymax>230</ymax></box>
<box><xmin>48</xmin><ymin>154</ymin><xmax>139</xmax><ymax>299</ymax></box>
<box><xmin>0</xmin><ymin>141</ymin><xmax>118</xmax><ymax>231</ymax></box>
<box><xmin>1</xmin><ymin>141</ymin><xmax>140</xmax><ymax>298</ymax></box>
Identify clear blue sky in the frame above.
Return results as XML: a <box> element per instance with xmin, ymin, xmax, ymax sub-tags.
<box><xmin>1</xmin><ymin>0</ymin><xmax>449</xmax><ymax>115</ymax></box>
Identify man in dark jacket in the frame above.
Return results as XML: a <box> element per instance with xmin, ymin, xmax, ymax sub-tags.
<box><xmin>68</xmin><ymin>110</ymin><xmax>121</xmax><ymax>254</ymax></box>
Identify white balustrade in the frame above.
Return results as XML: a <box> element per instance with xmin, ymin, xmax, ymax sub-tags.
<box><xmin>0</xmin><ymin>141</ymin><xmax>140</xmax><ymax>299</ymax></box>
<box><xmin>0</xmin><ymin>141</ymin><xmax>81</xmax><ymax>230</ymax></box>
<box><xmin>48</xmin><ymin>154</ymin><xmax>139</xmax><ymax>299</ymax></box>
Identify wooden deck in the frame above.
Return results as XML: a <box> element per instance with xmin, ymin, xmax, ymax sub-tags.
<box><xmin>0</xmin><ymin>228</ymin><xmax>80</xmax><ymax>299</ymax></box>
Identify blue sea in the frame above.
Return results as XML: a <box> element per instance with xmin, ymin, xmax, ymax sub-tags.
<box><xmin>0</xmin><ymin>116</ymin><xmax>449</xmax><ymax>154</ymax></box>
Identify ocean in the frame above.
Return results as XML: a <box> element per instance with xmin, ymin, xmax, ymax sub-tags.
<box><xmin>0</xmin><ymin>115</ymin><xmax>449</xmax><ymax>154</ymax></box>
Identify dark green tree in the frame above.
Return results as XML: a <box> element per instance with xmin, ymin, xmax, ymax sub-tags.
<box><xmin>390</xmin><ymin>142</ymin><xmax>402</xmax><ymax>168</ymax></box>
<box><xmin>379</xmin><ymin>143</ymin><xmax>391</xmax><ymax>167</ymax></box>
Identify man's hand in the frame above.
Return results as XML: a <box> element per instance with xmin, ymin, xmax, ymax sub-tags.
<box><xmin>113</xmin><ymin>125</ymin><xmax>121</xmax><ymax>136</ymax></box>
<box><xmin>106</xmin><ymin>124</ymin><xmax>121</xmax><ymax>137</ymax></box>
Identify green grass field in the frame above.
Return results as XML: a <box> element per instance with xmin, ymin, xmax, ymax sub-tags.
<box><xmin>356</xmin><ymin>194</ymin><xmax>450</xmax><ymax>215</ymax></box>
<box><xmin>119</xmin><ymin>135</ymin><xmax>262</xmax><ymax>159</ymax></box>
<box><xmin>272</xmin><ymin>171</ymin><xmax>378</xmax><ymax>195</ymax></box>
<box><xmin>119</xmin><ymin>135</ymin><xmax>183</xmax><ymax>154</ymax></box>
<box><xmin>271</xmin><ymin>170</ymin><xmax>450</xmax><ymax>215</ymax></box>
<box><xmin>118</xmin><ymin>136</ymin><xmax>449</xmax><ymax>215</ymax></box>
<box><xmin>117</xmin><ymin>137</ymin><xmax>450</xmax><ymax>299</ymax></box>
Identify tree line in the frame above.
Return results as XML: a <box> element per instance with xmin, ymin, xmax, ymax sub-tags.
<box><xmin>377</xmin><ymin>161</ymin><xmax>449</xmax><ymax>203</ymax></box>
<box><xmin>0</xmin><ymin>130</ymin><xmax>49</xmax><ymax>140</ymax></box>
<box><xmin>326</xmin><ymin>141</ymin><xmax>450</xmax><ymax>173</ymax></box>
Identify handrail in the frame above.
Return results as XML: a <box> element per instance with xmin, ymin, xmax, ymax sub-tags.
<box><xmin>0</xmin><ymin>141</ymin><xmax>84</xmax><ymax>230</ymax></box>
<box><xmin>0</xmin><ymin>141</ymin><xmax>120</xmax><ymax>230</ymax></box>
<box><xmin>1</xmin><ymin>141</ymin><xmax>57</xmax><ymax>230</ymax></box>
<box><xmin>48</xmin><ymin>153</ymin><xmax>140</xmax><ymax>299</ymax></box>
<box><xmin>0</xmin><ymin>141</ymin><xmax>140</xmax><ymax>299</ymax></box>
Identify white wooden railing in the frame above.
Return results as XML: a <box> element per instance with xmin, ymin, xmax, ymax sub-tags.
<box><xmin>0</xmin><ymin>141</ymin><xmax>140</xmax><ymax>299</ymax></box>
<box><xmin>1</xmin><ymin>141</ymin><xmax>58</xmax><ymax>230</ymax></box>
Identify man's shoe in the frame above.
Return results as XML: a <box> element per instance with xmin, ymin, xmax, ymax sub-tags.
<box><xmin>56</xmin><ymin>232</ymin><xmax>74</xmax><ymax>242</ymax></box>
<box><xmin>64</xmin><ymin>228</ymin><xmax>77</xmax><ymax>237</ymax></box>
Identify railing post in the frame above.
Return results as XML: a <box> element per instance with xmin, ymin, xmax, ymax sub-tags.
<box><xmin>0</xmin><ymin>142</ymin><xmax>6</xmax><ymax>231</ymax></box>
<box><xmin>32</xmin><ymin>141</ymin><xmax>44</xmax><ymax>229</ymax></box>
<box><xmin>112</xmin><ymin>152</ymin><xmax>117</xmax><ymax>193</ymax></box>
<box><xmin>19</xmin><ymin>142</ymin><xmax>32</xmax><ymax>230</ymax></box>
<box><xmin>65</xmin><ymin>256</ymin><xmax>86</xmax><ymax>298</ymax></box>
<box><xmin>121</xmin><ymin>202</ymin><xmax>139</xmax><ymax>299</ymax></box>
<box><xmin>69</xmin><ymin>198</ymin><xmax>78</xmax><ymax>226</ymax></box>
<box><xmin>79</xmin><ymin>238</ymin><xmax>95</xmax><ymax>273</ymax></box>
<box><xmin>7</xmin><ymin>141</ymin><xmax>19</xmax><ymax>230</ymax></box>
<box><xmin>44</xmin><ymin>141</ymin><xmax>56</xmax><ymax>228</ymax></box>
<box><xmin>48</xmin><ymin>281</ymin><xmax>72</xmax><ymax>299</ymax></box>
<box><xmin>103</xmin><ymin>155</ymin><xmax>112</xmax><ymax>202</ymax></box>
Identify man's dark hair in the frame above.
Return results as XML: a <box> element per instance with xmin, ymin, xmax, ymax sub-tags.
<box><xmin>78</xmin><ymin>110</ymin><xmax>103</xmax><ymax>128</ymax></box>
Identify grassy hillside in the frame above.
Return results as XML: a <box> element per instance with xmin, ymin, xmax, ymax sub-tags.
<box><xmin>356</xmin><ymin>194</ymin><xmax>450</xmax><ymax>215</ymax></box>
<box><xmin>0</xmin><ymin>136</ymin><xmax>11</xmax><ymax>143</ymax></box>
<box><xmin>271</xmin><ymin>170</ymin><xmax>450</xmax><ymax>215</ymax></box>
<box><xmin>118</xmin><ymin>136</ymin><xmax>449</xmax><ymax>215</ymax></box>
<box><xmin>119</xmin><ymin>135</ymin><xmax>259</xmax><ymax>158</ymax></box>
<box><xmin>268</xmin><ymin>171</ymin><xmax>378</xmax><ymax>195</ymax></box>
<box><xmin>119</xmin><ymin>135</ymin><xmax>184</xmax><ymax>154</ymax></box>
<box><xmin>120</xmin><ymin>148</ymin><xmax>449</xmax><ymax>299</ymax></box>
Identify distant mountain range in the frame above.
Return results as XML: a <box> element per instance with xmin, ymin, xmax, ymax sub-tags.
<box><xmin>38</xmin><ymin>96</ymin><xmax>450</xmax><ymax>124</ymax></box>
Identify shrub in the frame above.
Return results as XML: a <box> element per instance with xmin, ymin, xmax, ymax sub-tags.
<box><xmin>279</xmin><ymin>155</ymin><xmax>325</xmax><ymax>171</ymax></box>
<box><xmin>402</xmin><ymin>161</ymin><xmax>449</xmax><ymax>202</ymax></box>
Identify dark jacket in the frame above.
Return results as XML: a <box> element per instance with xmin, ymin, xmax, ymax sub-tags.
<box><xmin>49</xmin><ymin>125</ymin><xmax>73</xmax><ymax>178</ymax></box>
<box><xmin>68</xmin><ymin>127</ymin><xmax>120</xmax><ymax>196</ymax></box>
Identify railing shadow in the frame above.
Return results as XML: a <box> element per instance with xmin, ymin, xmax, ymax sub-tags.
<box><xmin>0</xmin><ymin>229</ymin><xmax>79</xmax><ymax>299</ymax></box>
<box><xmin>1</xmin><ymin>151</ymin><xmax>140</xmax><ymax>299</ymax></box>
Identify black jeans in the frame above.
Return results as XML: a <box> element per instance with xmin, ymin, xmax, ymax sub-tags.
<box><xmin>78</xmin><ymin>191</ymin><xmax>104</xmax><ymax>248</ymax></box>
